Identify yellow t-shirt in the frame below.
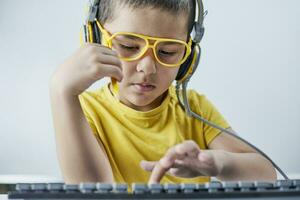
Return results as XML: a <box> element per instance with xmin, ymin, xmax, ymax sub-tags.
<box><xmin>79</xmin><ymin>83</ymin><xmax>230</xmax><ymax>184</ymax></box>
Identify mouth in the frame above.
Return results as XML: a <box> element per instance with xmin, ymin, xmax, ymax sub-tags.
<box><xmin>133</xmin><ymin>82</ymin><xmax>156</xmax><ymax>92</ymax></box>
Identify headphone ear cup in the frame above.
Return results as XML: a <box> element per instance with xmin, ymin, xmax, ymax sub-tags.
<box><xmin>175</xmin><ymin>46</ymin><xmax>196</xmax><ymax>81</ymax></box>
<box><xmin>92</xmin><ymin>22</ymin><xmax>102</xmax><ymax>44</ymax></box>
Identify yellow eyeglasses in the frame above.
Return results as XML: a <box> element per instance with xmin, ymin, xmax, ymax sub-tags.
<box><xmin>95</xmin><ymin>20</ymin><xmax>192</xmax><ymax>68</ymax></box>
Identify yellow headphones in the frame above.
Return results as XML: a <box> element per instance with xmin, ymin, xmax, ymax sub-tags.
<box><xmin>81</xmin><ymin>0</ymin><xmax>205</xmax><ymax>85</ymax></box>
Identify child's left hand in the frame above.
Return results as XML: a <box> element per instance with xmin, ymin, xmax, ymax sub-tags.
<box><xmin>140</xmin><ymin>140</ymin><xmax>225</xmax><ymax>183</ymax></box>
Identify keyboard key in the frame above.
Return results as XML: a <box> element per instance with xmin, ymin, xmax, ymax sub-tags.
<box><xmin>238</xmin><ymin>181</ymin><xmax>255</xmax><ymax>191</ymax></box>
<box><xmin>63</xmin><ymin>184</ymin><xmax>80</xmax><ymax>193</ymax></box>
<box><xmin>31</xmin><ymin>183</ymin><xmax>47</xmax><ymax>192</ymax></box>
<box><xmin>132</xmin><ymin>183</ymin><xmax>148</xmax><ymax>194</ymax></box>
<box><xmin>254</xmin><ymin>181</ymin><xmax>273</xmax><ymax>191</ymax></box>
<box><xmin>222</xmin><ymin>182</ymin><xmax>239</xmax><ymax>192</ymax></box>
<box><xmin>293</xmin><ymin>180</ymin><xmax>300</xmax><ymax>187</ymax></box>
<box><xmin>148</xmin><ymin>184</ymin><xmax>163</xmax><ymax>194</ymax></box>
<box><xmin>47</xmin><ymin>183</ymin><xmax>64</xmax><ymax>192</ymax></box>
<box><xmin>164</xmin><ymin>184</ymin><xmax>180</xmax><ymax>193</ymax></box>
<box><xmin>15</xmin><ymin>183</ymin><xmax>31</xmax><ymax>192</ymax></box>
<box><xmin>197</xmin><ymin>183</ymin><xmax>207</xmax><ymax>191</ymax></box>
<box><xmin>113</xmin><ymin>183</ymin><xmax>128</xmax><ymax>193</ymax></box>
<box><xmin>275</xmin><ymin>180</ymin><xmax>293</xmax><ymax>191</ymax></box>
<box><xmin>79</xmin><ymin>183</ymin><xmax>96</xmax><ymax>193</ymax></box>
<box><xmin>205</xmin><ymin>181</ymin><xmax>222</xmax><ymax>192</ymax></box>
<box><xmin>96</xmin><ymin>183</ymin><xmax>113</xmax><ymax>193</ymax></box>
<box><xmin>180</xmin><ymin>183</ymin><xmax>197</xmax><ymax>193</ymax></box>
<box><xmin>206</xmin><ymin>181</ymin><xmax>222</xmax><ymax>188</ymax></box>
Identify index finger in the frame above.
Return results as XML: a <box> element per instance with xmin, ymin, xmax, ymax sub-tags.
<box><xmin>148</xmin><ymin>160</ymin><xmax>169</xmax><ymax>184</ymax></box>
<box><xmin>148</xmin><ymin>147</ymin><xmax>182</xmax><ymax>184</ymax></box>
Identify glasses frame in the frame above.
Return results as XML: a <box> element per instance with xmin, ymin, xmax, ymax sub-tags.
<box><xmin>96</xmin><ymin>20</ymin><xmax>192</xmax><ymax>68</ymax></box>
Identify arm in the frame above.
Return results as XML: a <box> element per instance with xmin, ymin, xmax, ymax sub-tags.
<box><xmin>50</xmin><ymin>85</ymin><xmax>113</xmax><ymax>183</ymax></box>
<box><xmin>208</xmin><ymin>128</ymin><xmax>277</xmax><ymax>181</ymax></box>
<box><xmin>50</xmin><ymin>44</ymin><xmax>122</xmax><ymax>183</ymax></box>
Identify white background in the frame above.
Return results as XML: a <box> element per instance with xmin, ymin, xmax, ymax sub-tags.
<box><xmin>0</xmin><ymin>0</ymin><xmax>299</xmax><ymax>180</ymax></box>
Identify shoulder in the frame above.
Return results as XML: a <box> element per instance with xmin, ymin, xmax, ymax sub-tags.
<box><xmin>79</xmin><ymin>84</ymin><xmax>109</xmax><ymax>107</ymax></box>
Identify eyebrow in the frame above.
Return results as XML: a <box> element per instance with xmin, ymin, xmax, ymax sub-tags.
<box><xmin>118</xmin><ymin>34</ymin><xmax>144</xmax><ymax>41</ymax></box>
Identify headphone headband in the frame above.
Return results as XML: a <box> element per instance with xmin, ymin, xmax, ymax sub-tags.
<box><xmin>87</xmin><ymin>0</ymin><xmax>205</xmax><ymax>42</ymax></box>
<box><xmin>194</xmin><ymin>0</ymin><xmax>205</xmax><ymax>43</ymax></box>
<box><xmin>87</xmin><ymin>0</ymin><xmax>99</xmax><ymax>22</ymax></box>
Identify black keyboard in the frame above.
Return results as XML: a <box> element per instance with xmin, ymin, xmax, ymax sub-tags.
<box><xmin>8</xmin><ymin>180</ymin><xmax>300</xmax><ymax>199</ymax></box>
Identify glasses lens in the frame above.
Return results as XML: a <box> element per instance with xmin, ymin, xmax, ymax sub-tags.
<box><xmin>156</xmin><ymin>41</ymin><xmax>187</xmax><ymax>65</ymax></box>
<box><xmin>111</xmin><ymin>34</ymin><xmax>146</xmax><ymax>59</ymax></box>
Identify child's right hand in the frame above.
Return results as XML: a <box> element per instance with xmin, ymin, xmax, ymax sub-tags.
<box><xmin>51</xmin><ymin>43</ymin><xmax>122</xmax><ymax>96</ymax></box>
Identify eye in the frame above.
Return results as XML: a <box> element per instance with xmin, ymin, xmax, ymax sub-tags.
<box><xmin>158</xmin><ymin>50</ymin><xmax>176</xmax><ymax>56</ymax></box>
<box><xmin>119</xmin><ymin>44</ymin><xmax>139</xmax><ymax>51</ymax></box>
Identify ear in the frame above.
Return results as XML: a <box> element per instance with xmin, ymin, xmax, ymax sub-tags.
<box><xmin>175</xmin><ymin>42</ymin><xmax>196</xmax><ymax>82</ymax></box>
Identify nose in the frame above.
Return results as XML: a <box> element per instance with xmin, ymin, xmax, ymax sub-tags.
<box><xmin>136</xmin><ymin>48</ymin><xmax>157</xmax><ymax>75</ymax></box>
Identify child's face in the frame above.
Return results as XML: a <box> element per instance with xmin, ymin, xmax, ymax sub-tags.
<box><xmin>105</xmin><ymin>6</ymin><xmax>189</xmax><ymax>111</ymax></box>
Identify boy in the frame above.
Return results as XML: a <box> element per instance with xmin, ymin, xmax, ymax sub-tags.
<box><xmin>50</xmin><ymin>0</ymin><xmax>276</xmax><ymax>184</ymax></box>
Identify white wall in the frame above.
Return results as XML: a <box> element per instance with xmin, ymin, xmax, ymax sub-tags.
<box><xmin>0</xmin><ymin>0</ymin><xmax>299</xmax><ymax>179</ymax></box>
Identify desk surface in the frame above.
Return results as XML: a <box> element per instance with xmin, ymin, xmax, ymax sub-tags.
<box><xmin>1</xmin><ymin>174</ymin><xmax>299</xmax><ymax>183</ymax></box>
<box><xmin>0</xmin><ymin>175</ymin><xmax>63</xmax><ymax>184</ymax></box>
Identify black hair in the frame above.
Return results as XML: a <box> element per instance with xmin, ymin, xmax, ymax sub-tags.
<box><xmin>97</xmin><ymin>0</ymin><xmax>196</xmax><ymax>35</ymax></box>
